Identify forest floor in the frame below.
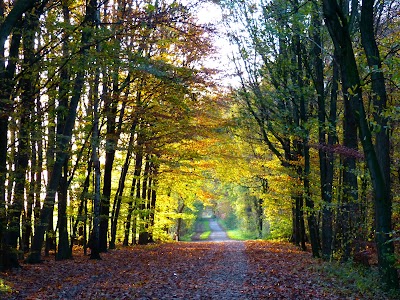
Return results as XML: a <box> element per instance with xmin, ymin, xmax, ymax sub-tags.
<box><xmin>1</xmin><ymin>224</ymin><xmax>399</xmax><ymax>299</ymax></box>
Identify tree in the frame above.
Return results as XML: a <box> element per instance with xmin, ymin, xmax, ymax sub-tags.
<box><xmin>26</xmin><ymin>0</ymin><xmax>99</xmax><ymax>264</ymax></box>
<box><xmin>55</xmin><ymin>0</ymin><xmax>72</xmax><ymax>261</ymax></box>
<box><xmin>0</xmin><ymin>0</ymin><xmax>43</xmax><ymax>270</ymax></box>
<box><xmin>323</xmin><ymin>0</ymin><xmax>398</xmax><ymax>289</ymax></box>
<box><xmin>359</xmin><ymin>0</ymin><xmax>398</xmax><ymax>289</ymax></box>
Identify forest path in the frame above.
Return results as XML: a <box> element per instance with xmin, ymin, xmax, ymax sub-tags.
<box><xmin>207</xmin><ymin>218</ymin><xmax>230</xmax><ymax>241</ymax></box>
<box><xmin>2</xmin><ymin>241</ymin><xmax>384</xmax><ymax>299</ymax></box>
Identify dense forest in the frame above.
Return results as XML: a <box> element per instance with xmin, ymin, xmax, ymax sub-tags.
<box><xmin>0</xmin><ymin>0</ymin><xmax>399</xmax><ymax>292</ymax></box>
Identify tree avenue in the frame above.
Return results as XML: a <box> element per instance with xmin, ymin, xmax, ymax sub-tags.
<box><xmin>0</xmin><ymin>0</ymin><xmax>399</xmax><ymax>295</ymax></box>
<box><xmin>217</xmin><ymin>0</ymin><xmax>400</xmax><ymax>291</ymax></box>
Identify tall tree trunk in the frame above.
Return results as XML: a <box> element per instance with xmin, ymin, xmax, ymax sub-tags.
<box><xmin>291</xmin><ymin>4</ymin><xmax>320</xmax><ymax>255</ymax></box>
<box><xmin>26</xmin><ymin>0</ymin><xmax>98</xmax><ymax>264</ymax></box>
<box><xmin>124</xmin><ymin>139</ymin><xmax>143</xmax><ymax>246</ymax></box>
<box><xmin>296</xmin><ymin>40</ymin><xmax>320</xmax><ymax>258</ymax></box>
<box><xmin>323</xmin><ymin>0</ymin><xmax>359</xmax><ymax>262</ymax></box>
<box><xmin>45</xmin><ymin>81</ymin><xmax>56</xmax><ymax>256</ymax></box>
<box><xmin>99</xmin><ymin>0</ymin><xmax>130</xmax><ymax>252</ymax></box>
<box><xmin>310</xmin><ymin>3</ymin><xmax>335</xmax><ymax>260</ymax></box>
<box><xmin>71</xmin><ymin>159</ymin><xmax>92</xmax><ymax>250</ymax></box>
<box><xmin>323</xmin><ymin>0</ymin><xmax>398</xmax><ymax>289</ymax></box>
<box><xmin>148</xmin><ymin>163</ymin><xmax>158</xmax><ymax>243</ymax></box>
<box><xmin>8</xmin><ymin>8</ymin><xmax>38</xmax><ymax>251</ymax></box>
<box><xmin>138</xmin><ymin>156</ymin><xmax>151</xmax><ymax>245</ymax></box>
<box><xmin>90</xmin><ymin>74</ymin><xmax>101</xmax><ymax>260</ymax></box>
<box><xmin>55</xmin><ymin>0</ymin><xmax>72</xmax><ymax>261</ymax></box>
<box><xmin>89</xmin><ymin>11</ymin><xmax>102</xmax><ymax>259</ymax></box>
<box><xmin>0</xmin><ymin>1</ymin><xmax>37</xmax><ymax>262</ymax></box>
<box><xmin>0</xmin><ymin>19</ymin><xmax>22</xmax><ymax>270</ymax></box>
<box><xmin>99</xmin><ymin>78</ymin><xmax>114</xmax><ymax>252</ymax></box>
<box><xmin>23</xmin><ymin>113</ymin><xmax>37</xmax><ymax>253</ymax></box>
<box><xmin>108</xmin><ymin>119</ymin><xmax>137</xmax><ymax>249</ymax></box>
<box><xmin>360</xmin><ymin>0</ymin><xmax>398</xmax><ymax>289</ymax></box>
<box><xmin>322</xmin><ymin>53</ymin><xmax>339</xmax><ymax>260</ymax></box>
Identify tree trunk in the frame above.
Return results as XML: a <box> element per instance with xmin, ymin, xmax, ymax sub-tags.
<box><xmin>108</xmin><ymin>120</ymin><xmax>137</xmax><ymax>249</ymax></box>
<box><xmin>323</xmin><ymin>0</ymin><xmax>360</xmax><ymax>262</ymax></box>
<box><xmin>310</xmin><ymin>3</ymin><xmax>335</xmax><ymax>260</ymax></box>
<box><xmin>71</xmin><ymin>159</ymin><xmax>92</xmax><ymax>250</ymax></box>
<box><xmin>360</xmin><ymin>0</ymin><xmax>398</xmax><ymax>289</ymax></box>
<box><xmin>292</xmin><ymin>7</ymin><xmax>320</xmax><ymax>256</ymax></box>
<box><xmin>23</xmin><ymin>116</ymin><xmax>38</xmax><ymax>253</ymax></box>
<box><xmin>148</xmin><ymin>164</ymin><xmax>158</xmax><ymax>243</ymax></box>
<box><xmin>8</xmin><ymin>9</ymin><xmax>38</xmax><ymax>251</ymax></box>
<box><xmin>99</xmin><ymin>81</ymin><xmax>114</xmax><ymax>252</ymax></box>
<box><xmin>293</xmin><ymin>195</ymin><xmax>306</xmax><ymax>251</ymax></box>
<box><xmin>322</xmin><ymin>53</ymin><xmax>339</xmax><ymax>260</ymax></box>
<box><xmin>175</xmin><ymin>203</ymin><xmax>185</xmax><ymax>241</ymax></box>
<box><xmin>138</xmin><ymin>156</ymin><xmax>151</xmax><ymax>245</ymax></box>
<box><xmin>123</xmin><ymin>141</ymin><xmax>143</xmax><ymax>246</ymax></box>
<box><xmin>56</xmin><ymin>174</ymin><xmax>71</xmax><ymax>260</ymax></box>
<box><xmin>26</xmin><ymin>0</ymin><xmax>98</xmax><ymax>264</ymax></box>
<box><xmin>55</xmin><ymin>0</ymin><xmax>72</xmax><ymax>261</ymax></box>
<box><xmin>90</xmin><ymin>109</ymin><xmax>101</xmax><ymax>260</ymax></box>
<box><xmin>0</xmin><ymin>19</ymin><xmax>23</xmax><ymax>270</ymax></box>
<box><xmin>323</xmin><ymin>0</ymin><xmax>398</xmax><ymax>288</ymax></box>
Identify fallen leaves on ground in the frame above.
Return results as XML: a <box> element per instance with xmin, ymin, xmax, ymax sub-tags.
<box><xmin>0</xmin><ymin>241</ymin><xmax>395</xmax><ymax>299</ymax></box>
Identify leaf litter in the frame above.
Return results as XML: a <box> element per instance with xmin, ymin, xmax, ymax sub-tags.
<box><xmin>1</xmin><ymin>240</ymin><xmax>396</xmax><ymax>299</ymax></box>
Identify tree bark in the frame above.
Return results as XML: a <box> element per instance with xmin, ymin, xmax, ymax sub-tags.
<box><xmin>322</xmin><ymin>53</ymin><xmax>339</xmax><ymax>260</ymax></box>
<box><xmin>0</xmin><ymin>0</ymin><xmax>38</xmax><ymax>49</ymax></box>
<box><xmin>0</xmin><ymin>18</ymin><xmax>23</xmax><ymax>270</ymax></box>
<box><xmin>55</xmin><ymin>0</ymin><xmax>72</xmax><ymax>260</ymax></box>
<box><xmin>138</xmin><ymin>156</ymin><xmax>151</xmax><ymax>245</ymax></box>
<box><xmin>323</xmin><ymin>0</ymin><xmax>398</xmax><ymax>288</ymax></box>
<box><xmin>123</xmin><ymin>139</ymin><xmax>143</xmax><ymax>246</ymax></box>
<box><xmin>90</xmin><ymin>94</ymin><xmax>101</xmax><ymax>260</ymax></box>
<box><xmin>108</xmin><ymin>119</ymin><xmax>138</xmax><ymax>249</ymax></box>
<box><xmin>310</xmin><ymin>3</ymin><xmax>335</xmax><ymax>260</ymax></box>
<box><xmin>7</xmin><ymin>8</ymin><xmax>38</xmax><ymax>251</ymax></box>
<box><xmin>26</xmin><ymin>0</ymin><xmax>98</xmax><ymax>264</ymax></box>
<box><xmin>360</xmin><ymin>0</ymin><xmax>398</xmax><ymax>289</ymax></box>
<box><xmin>148</xmin><ymin>164</ymin><xmax>158</xmax><ymax>243</ymax></box>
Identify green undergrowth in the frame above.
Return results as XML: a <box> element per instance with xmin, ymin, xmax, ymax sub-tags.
<box><xmin>0</xmin><ymin>279</ymin><xmax>12</xmax><ymax>295</ymax></box>
<box><xmin>226</xmin><ymin>229</ymin><xmax>258</xmax><ymax>240</ymax></box>
<box><xmin>180</xmin><ymin>233</ymin><xmax>193</xmax><ymax>241</ymax></box>
<box><xmin>199</xmin><ymin>218</ymin><xmax>211</xmax><ymax>240</ymax></box>
<box><xmin>184</xmin><ymin>217</ymin><xmax>212</xmax><ymax>241</ymax></box>
<box><xmin>313</xmin><ymin>260</ymin><xmax>400</xmax><ymax>299</ymax></box>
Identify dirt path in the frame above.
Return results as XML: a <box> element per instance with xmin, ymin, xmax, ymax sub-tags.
<box><xmin>207</xmin><ymin>219</ymin><xmax>230</xmax><ymax>241</ymax></box>
<box><xmin>2</xmin><ymin>240</ymin><xmax>392</xmax><ymax>299</ymax></box>
<box><xmin>2</xmin><ymin>242</ymin><xmax>249</xmax><ymax>299</ymax></box>
<box><xmin>2</xmin><ymin>227</ymin><xmax>393</xmax><ymax>299</ymax></box>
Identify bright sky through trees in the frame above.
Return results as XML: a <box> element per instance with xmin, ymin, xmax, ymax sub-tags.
<box><xmin>190</xmin><ymin>1</ymin><xmax>238</xmax><ymax>87</ymax></box>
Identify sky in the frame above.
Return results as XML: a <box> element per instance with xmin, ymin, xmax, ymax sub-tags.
<box><xmin>190</xmin><ymin>1</ymin><xmax>239</xmax><ymax>87</ymax></box>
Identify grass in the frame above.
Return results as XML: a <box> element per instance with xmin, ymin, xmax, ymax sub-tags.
<box><xmin>226</xmin><ymin>229</ymin><xmax>258</xmax><ymax>240</ymax></box>
<box><xmin>179</xmin><ymin>234</ymin><xmax>193</xmax><ymax>242</ymax></box>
